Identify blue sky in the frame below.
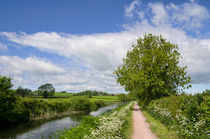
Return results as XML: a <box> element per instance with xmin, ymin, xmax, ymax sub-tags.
<box><xmin>0</xmin><ymin>0</ymin><xmax>210</xmax><ymax>93</ymax></box>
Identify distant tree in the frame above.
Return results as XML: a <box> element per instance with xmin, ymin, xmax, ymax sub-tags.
<box><xmin>203</xmin><ymin>89</ymin><xmax>210</xmax><ymax>95</ymax></box>
<box><xmin>38</xmin><ymin>83</ymin><xmax>55</xmax><ymax>98</ymax></box>
<box><xmin>118</xmin><ymin>93</ymin><xmax>128</xmax><ymax>102</ymax></box>
<box><xmin>61</xmin><ymin>91</ymin><xmax>67</xmax><ymax>93</ymax></box>
<box><xmin>114</xmin><ymin>34</ymin><xmax>191</xmax><ymax>106</ymax></box>
<box><xmin>16</xmin><ymin>87</ymin><xmax>31</xmax><ymax>97</ymax></box>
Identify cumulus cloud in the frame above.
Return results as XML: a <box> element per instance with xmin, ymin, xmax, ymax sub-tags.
<box><xmin>0</xmin><ymin>0</ymin><xmax>210</xmax><ymax>93</ymax></box>
<box><xmin>0</xmin><ymin>31</ymin><xmax>138</xmax><ymax>71</ymax></box>
<box><xmin>126</xmin><ymin>0</ymin><xmax>209</xmax><ymax>32</ymax></box>
<box><xmin>148</xmin><ymin>2</ymin><xmax>168</xmax><ymax>25</ymax></box>
<box><xmin>166</xmin><ymin>1</ymin><xmax>210</xmax><ymax>31</ymax></box>
<box><xmin>0</xmin><ymin>56</ymin><xmax>65</xmax><ymax>75</ymax></box>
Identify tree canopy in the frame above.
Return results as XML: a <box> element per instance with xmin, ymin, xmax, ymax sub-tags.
<box><xmin>38</xmin><ymin>83</ymin><xmax>55</xmax><ymax>98</ymax></box>
<box><xmin>114</xmin><ymin>34</ymin><xmax>191</xmax><ymax>106</ymax></box>
<box><xmin>0</xmin><ymin>75</ymin><xmax>27</xmax><ymax>123</ymax></box>
<box><xmin>16</xmin><ymin>87</ymin><xmax>31</xmax><ymax>97</ymax></box>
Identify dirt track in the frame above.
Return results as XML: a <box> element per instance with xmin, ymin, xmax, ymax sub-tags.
<box><xmin>131</xmin><ymin>103</ymin><xmax>157</xmax><ymax>139</ymax></box>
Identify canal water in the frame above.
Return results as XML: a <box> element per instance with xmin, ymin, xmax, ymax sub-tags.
<box><xmin>0</xmin><ymin>105</ymin><xmax>118</xmax><ymax>139</ymax></box>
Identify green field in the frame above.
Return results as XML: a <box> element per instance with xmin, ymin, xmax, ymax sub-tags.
<box><xmin>53</xmin><ymin>92</ymin><xmax>74</xmax><ymax>97</ymax></box>
<box><xmin>39</xmin><ymin>95</ymin><xmax>119</xmax><ymax>102</ymax></box>
<box><xmin>90</xmin><ymin>96</ymin><xmax>119</xmax><ymax>102</ymax></box>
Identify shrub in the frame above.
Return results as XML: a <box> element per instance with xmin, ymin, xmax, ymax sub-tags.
<box><xmin>147</xmin><ymin>93</ymin><xmax>209</xmax><ymax>138</ymax></box>
<box><xmin>70</xmin><ymin>96</ymin><xmax>91</xmax><ymax>111</ymax></box>
<box><xmin>91</xmin><ymin>100</ymin><xmax>106</xmax><ymax>110</ymax></box>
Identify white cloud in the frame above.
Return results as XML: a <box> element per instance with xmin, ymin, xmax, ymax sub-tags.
<box><xmin>0</xmin><ymin>56</ymin><xmax>65</xmax><ymax>75</ymax></box>
<box><xmin>167</xmin><ymin>1</ymin><xmax>210</xmax><ymax>30</ymax></box>
<box><xmin>148</xmin><ymin>2</ymin><xmax>168</xmax><ymax>25</ymax></box>
<box><xmin>0</xmin><ymin>31</ymin><xmax>138</xmax><ymax>72</ymax></box>
<box><xmin>125</xmin><ymin>0</ymin><xmax>140</xmax><ymax>17</ymax></box>
<box><xmin>0</xmin><ymin>42</ymin><xmax>7</xmax><ymax>52</ymax></box>
<box><xmin>0</xmin><ymin>0</ymin><xmax>210</xmax><ymax>93</ymax></box>
<box><xmin>2</xmin><ymin>22</ymin><xmax>210</xmax><ymax>85</ymax></box>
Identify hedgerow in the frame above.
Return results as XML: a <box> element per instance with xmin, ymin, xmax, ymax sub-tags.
<box><xmin>147</xmin><ymin>91</ymin><xmax>210</xmax><ymax>138</ymax></box>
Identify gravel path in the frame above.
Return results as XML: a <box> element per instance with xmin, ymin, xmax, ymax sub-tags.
<box><xmin>131</xmin><ymin>103</ymin><xmax>158</xmax><ymax>139</ymax></box>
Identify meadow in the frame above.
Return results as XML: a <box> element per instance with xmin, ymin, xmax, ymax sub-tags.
<box><xmin>39</xmin><ymin>94</ymin><xmax>119</xmax><ymax>102</ymax></box>
<box><xmin>90</xmin><ymin>95</ymin><xmax>119</xmax><ymax>102</ymax></box>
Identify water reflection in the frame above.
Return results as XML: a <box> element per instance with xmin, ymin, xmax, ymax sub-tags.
<box><xmin>16</xmin><ymin>117</ymin><xmax>77</xmax><ymax>139</ymax></box>
<box><xmin>0</xmin><ymin>113</ymin><xmax>86</xmax><ymax>139</ymax></box>
<box><xmin>90</xmin><ymin>104</ymin><xmax>118</xmax><ymax>117</ymax></box>
<box><xmin>0</xmin><ymin>105</ymin><xmax>118</xmax><ymax>139</ymax></box>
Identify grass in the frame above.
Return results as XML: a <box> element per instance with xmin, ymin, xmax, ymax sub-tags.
<box><xmin>53</xmin><ymin>102</ymin><xmax>133</xmax><ymax>139</ymax></box>
<box><xmin>90</xmin><ymin>96</ymin><xmax>119</xmax><ymax>102</ymax></box>
<box><xmin>38</xmin><ymin>95</ymin><xmax>119</xmax><ymax>103</ymax></box>
<box><xmin>141</xmin><ymin>110</ymin><xmax>179</xmax><ymax>139</ymax></box>
<box><xmin>123</xmin><ymin>103</ymin><xmax>134</xmax><ymax>139</ymax></box>
<box><xmin>53</xmin><ymin>92</ymin><xmax>74</xmax><ymax>97</ymax></box>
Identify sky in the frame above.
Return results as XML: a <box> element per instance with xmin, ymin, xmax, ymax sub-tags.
<box><xmin>0</xmin><ymin>0</ymin><xmax>210</xmax><ymax>93</ymax></box>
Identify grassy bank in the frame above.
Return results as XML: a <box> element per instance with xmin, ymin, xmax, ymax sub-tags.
<box><xmin>54</xmin><ymin>102</ymin><xmax>134</xmax><ymax>139</ymax></box>
<box><xmin>1</xmin><ymin>96</ymin><xmax>117</xmax><ymax>125</ymax></box>
<box><xmin>146</xmin><ymin>92</ymin><xmax>209</xmax><ymax>138</ymax></box>
<box><xmin>142</xmin><ymin>110</ymin><xmax>178</xmax><ymax>139</ymax></box>
<box><xmin>123</xmin><ymin>102</ymin><xmax>134</xmax><ymax>139</ymax></box>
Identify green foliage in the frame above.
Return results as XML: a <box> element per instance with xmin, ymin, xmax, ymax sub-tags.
<box><xmin>0</xmin><ymin>75</ymin><xmax>13</xmax><ymax>93</ymax></box>
<box><xmin>56</xmin><ymin>116</ymin><xmax>99</xmax><ymax>139</ymax></box>
<box><xmin>90</xmin><ymin>95</ymin><xmax>119</xmax><ymax>102</ymax></box>
<box><xmin>147</xmin><ymin>92</ymin><xmax>210</xmax><ymax>138</ymax></box>
<box><xmin>70</xmin><ymin>96</ymin><xmax>92</xmax><ymax>111</ymax></box>
<box><xmin>73</xmin><ymin>90</ymin><xmax>108</xmax><ymax>96</ymax></box>
<box><xmin>91</xmin><ymin>100</ymin><xmax>106</xmax><ymax>110</ymax></box>
<box><xmin>0</xmin><ymin>75</ymin><xmax>28</xmax><ymax>124</ymax></box>
<box><xmin>21</xmin><ymin>98</ymin><xmax>72</xmax><ymax>118</ymax></box>
<box><xmin>55</xmin><ymin>102</ymin><xmax>133</xmax><ymax>139</ymax></box>
<box><xmin>114</xmin><ymin>34</ymin><xmax>191</xmax><ymax>106</ymax></box>
<box><xmin>53</xmin><ymin>92</ymin><xmax>73</xmax><ymax>98</ymax></box>
<box><xmin>15</xmin><ymin>86</ymin><xmax>31</xmax><ymax>97</ymax></box>
<box><xmin>38</xmin><ymin>83</ymin><xmax>55</xmax><ymax>98</ymax></box>
<box><xmin>118</xmin><ymin>93</ymin><xmax>128</xmax><ymax>102</ymax></box>
<box><xmin>142</xmin><ymin>110</ymin><xmax>178</xmax><ymax>139</ymax></box>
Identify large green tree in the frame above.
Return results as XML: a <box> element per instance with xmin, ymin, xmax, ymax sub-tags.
<box><xmin>114</xmin><ymin>34</ymin><xmax>191</xmax><ymax>106</ymax></box>
<box><xmin>0</xmin><ymin>75</ymin><xmax>28</xmax><ymax>124</ymax></box>
<box><xmin>38</xmin><ymin>83</ymin><xmax>55</xmax><ymax>98</ymax></box>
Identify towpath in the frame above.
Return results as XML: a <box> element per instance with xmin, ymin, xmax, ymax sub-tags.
<box><xmin>131</xmin><ymin>103</ymin><xmax>157</xmax><ymax>139</ymax></box>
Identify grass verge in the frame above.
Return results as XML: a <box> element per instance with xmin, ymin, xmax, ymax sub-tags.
<box><xmin>123</xmin><ymin>103</ymin><xmax>134</xmax><ymax>139</ymax></box>
<box><xmin>142</xmin><ymin>110</ymin><xmax>179</xmax><ymax>139</ymax></box>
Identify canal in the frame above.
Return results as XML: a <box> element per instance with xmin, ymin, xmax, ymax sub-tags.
<box><xmin>0</xmin><ymin>104</ymin><xmax>118</xmax><ymax>139</ymax></box>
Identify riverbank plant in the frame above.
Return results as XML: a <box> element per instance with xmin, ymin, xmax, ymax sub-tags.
<box><xmin>56</xmin><ymin>102</ymin><xmax>134</xmax><ymax>139</ymax></box>
<box><xmin>146</xmin><ymin>92</ymin><xmax>209</xmax><ymax>138</ymax></box>
<box><xmin>142</xmin><ymin>110</ymin><xmax>178</xmax><ymax>139</ymax></box>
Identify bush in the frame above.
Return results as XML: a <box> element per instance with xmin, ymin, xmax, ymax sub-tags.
<box><xmin>0</xmin><ymin>76</ymin><xmax>29</xmax><ymax>124</ymax></box>
<box><xmin>56</xmin><ymin>116</ymin><xmax>99</xmax><ymax>139</ymax></box>
<box><xmin>147</xmin><ymin>92</ymin><xmax>210</xmax><ymax>138</ymax></box>
<box><xmin>70</xmin><ymin>96</ymin><xmax>91</xmax><ymax>111</ymax></box>
<box><xmin>91</xmin><ymin>100</ymin><xmax>106</xmax><ymax>110</ymax></box>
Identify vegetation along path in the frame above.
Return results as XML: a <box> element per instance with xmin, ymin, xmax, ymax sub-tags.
<box><xmin>132</xmin><ymin>103</ymin><xmax>157</xmax><ymax>139</ymax></box>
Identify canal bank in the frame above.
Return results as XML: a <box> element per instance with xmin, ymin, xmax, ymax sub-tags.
<box><xmin>0</xmin><ymin>104</ymin><xmax>118</xmax><ymax>139</ymax></box>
